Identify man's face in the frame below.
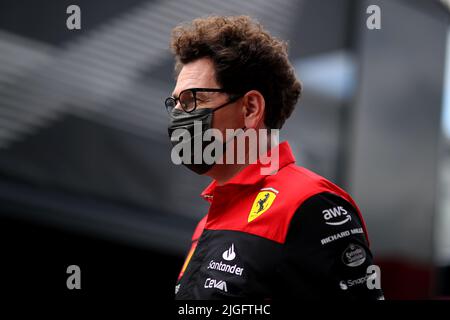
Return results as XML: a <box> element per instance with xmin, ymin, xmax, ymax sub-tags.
<box><xmin>172</xmin><ymin>57</ymin><xmax>244</xmax><ymax>137</ymax></box>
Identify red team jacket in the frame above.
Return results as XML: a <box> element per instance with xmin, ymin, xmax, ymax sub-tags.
<box><xmin>175</xmin><ymin>142</ymin><xmax>384</xmax><ymax>299</ymax></box>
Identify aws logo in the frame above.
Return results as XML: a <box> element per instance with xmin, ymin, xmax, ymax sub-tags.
<box><xmin>322</xmin><ymin>206</ymin><xmax>351</xmax><ymax>226</ymax></box>
<box><xmin>248</xmin><ymin>188</ymin><xmax>278</xmax><ymax>222</ymax></box>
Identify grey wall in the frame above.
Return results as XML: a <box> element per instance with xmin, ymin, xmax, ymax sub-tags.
<box><xmin>349</xmin><ymin>0</ymin><xmax>448</xmax><ymax>262</ymax></box>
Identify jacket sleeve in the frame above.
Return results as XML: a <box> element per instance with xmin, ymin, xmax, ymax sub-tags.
<box><xmin>274</xmin><ymin>192</ymin><xmax>384</xmax><ymax>300</ymax></box>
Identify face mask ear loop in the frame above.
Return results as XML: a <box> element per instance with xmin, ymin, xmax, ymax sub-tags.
<box><xmin>210</xmin><ymin>94</ymin><xmax>243</xmax><ymax>114</ymax></box>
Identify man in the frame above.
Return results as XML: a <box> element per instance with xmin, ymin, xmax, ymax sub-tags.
<box><xmin>166</xmin><ymin>15</ymin><xmax>383</xmax><ymax>300</ymax></box>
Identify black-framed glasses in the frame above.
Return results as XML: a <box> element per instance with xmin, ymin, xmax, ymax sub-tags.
<box><xmin>165</xmin><ymin>88</ymin><xmax>231</xmax><ymax>113</ymax></box>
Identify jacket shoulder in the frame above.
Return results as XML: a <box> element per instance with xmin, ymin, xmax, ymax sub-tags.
<box><xmin>265</xmin><ymin>163</ymin><xmax>352</xmax><ymax>207</ymax></box>
<box><xmin>253</xmin><ymin>163</ymin><xmax>362</xmax><ymax>243</ymax></box>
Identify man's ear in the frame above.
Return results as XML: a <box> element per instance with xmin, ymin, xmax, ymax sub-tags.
<box><xmin>242</xmin><ymin>90</ymin><xmax>265</xmax><ymax>129</ymax></box>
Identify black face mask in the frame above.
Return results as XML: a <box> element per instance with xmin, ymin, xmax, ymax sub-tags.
<box><xmin>167</xmin><ymin>98</ymin><xmax>240</xmax><ymax>175</ymax></box>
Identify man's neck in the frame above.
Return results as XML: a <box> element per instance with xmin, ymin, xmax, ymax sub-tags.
<box><xmin>206</xmin><ymin>132</ymin><xmax>276</xmax><ymax>185</ymax></box>
<box><xmin>206</xmin><ymin>162</ymin><xmax>249</xmax><ymax>186</ymax></box>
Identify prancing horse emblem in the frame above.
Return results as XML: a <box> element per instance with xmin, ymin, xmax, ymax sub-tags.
<box><xmin>248</xmin><ymin>188</ymin><xmax>278</xmax><ymax>222</ymax></box>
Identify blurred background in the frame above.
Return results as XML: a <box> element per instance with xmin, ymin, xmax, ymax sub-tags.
<box><xmin>0</xmin><ymin>0</ymin><xmax>449</xmax><ymax>300</ymax></box>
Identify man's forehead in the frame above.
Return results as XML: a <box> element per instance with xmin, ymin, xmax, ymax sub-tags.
<box><xmin>172</xmin><ymin>58</ymin><xmax>217</xmax><ymax>96</ymax></box>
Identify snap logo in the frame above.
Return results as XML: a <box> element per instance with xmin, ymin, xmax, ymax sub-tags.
<box><xmin>322</xmin><ymin>206</ymin><xmax>351</xmax><ymax>226</ymax></box>
<box><xmin>248</xmin><ymin>188</ymin><xmax>278</xmax><ymax>222</ymax></box>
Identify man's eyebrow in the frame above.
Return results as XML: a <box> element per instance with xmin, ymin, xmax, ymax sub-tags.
<box><xmin>171</xmin><ymin>88</ymin><xmax>186</xmax><ymax>98</ymax></box>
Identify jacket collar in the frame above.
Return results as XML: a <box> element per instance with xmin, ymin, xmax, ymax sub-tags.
<box><xmin>201</xmin><ymin>141</ymin><xmax>295</xmax><ymax>201</ymax></box>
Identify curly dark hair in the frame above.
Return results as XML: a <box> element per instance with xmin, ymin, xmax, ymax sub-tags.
<box><xmin>170</xmin><ymin>15</ymin><xmax>302</xmax><ymax>129</ymax></box>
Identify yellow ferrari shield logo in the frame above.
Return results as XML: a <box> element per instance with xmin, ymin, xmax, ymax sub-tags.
<box><xmin>248</xmin><ymin>188</ymin><xmax>278</xmax><ymax>222</ymax></box>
